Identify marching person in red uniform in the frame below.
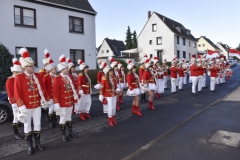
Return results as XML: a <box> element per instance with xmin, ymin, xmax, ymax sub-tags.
<box><xmin>108</xmin><ymin>57</ymin><xmax>121</xmax><ymax>110</ymax></box>
<box><xmin>39</xmin><ymin>49</ymin><xmax>50</xmax><ymax>79</ymax></box>
<box><xmin>152</xmin><ymin>57</ymin><xmax>164</xmax><ymax>98</ymax></box>
<box><xmin>14</xmin><ymin>48</ymin><xmax>51</xmax><ymax>155</ymax></box>
<box><xmin>143</xmin><ymin>61</ymin><xmax>156</xmax><ymax>110</ymax></box>
<box><xmin>170</xmin><ymin>59</ymin><xmax>178</xmax><ymax>93</ymax></box>
<box><xmin>43</xmin><ymin>58</ymin><xmax>58</xmax><ymax>129</ymax></box>
<box><xmin>190</xmin><ymin>58</ymin><xmax>200</xmax><ymax>96</ymax></box>
<box><xmin>162</xmin><ymin>59</ymin><xmax>169</xmax><ymax>89</ymax></box>
<box><xmin>5</xmin><ymin>58</ymin><xmax>23</xmax><ymax>140</ymax></box>
<box><xmin>126</xmin><ymin>59</ymin><xmax>142</xmax><ymax>116</ymax></box>
<box><xmin>94</xmin><ymin>60</ymin><xmax>106</xmax><ymax>89</ymax></box>
<box><xmin>139</xmin><ymin>54</ymin><xmax>148</xmax><ymax>103</ymax></box>
<box><xmin>178</xmin><ymin>62</ymin><xmax>186</xmax><ymax>91</ymax></box>
<box><xmin>118</xmin><ymin>63</ymin><xmax>126</xmax><ymax>104</ymax></box>
<box><xmin>40</xmin><ymin>49</ymin><xmax>51</xmax><ymax>122</ymax></box>
<box><xmin>197</xmin><ymin>58</ymin><xmax>204</xmax><ymax>93</ymax></box>
<box><xmin>53</xmin><ymin>55</ymin><xmax>78</xmax><ymax>142</ymax></box>
<box><xmin>67</xmin><ymin>58</ymin><xmax>78</xmax><ymax>114</ymax></box>
<box><xmin>209</xmin><ymin>60</ymin><xmax>218</xmax><ymax>92</ymax></box>
<box><xmin>99</xmin><ymin>65</ymin><xmax>118</xmax><ymax>126</ymax></box>
<box><xmin>76</xmin><ymin>59</ymin><xmax>92</xmax><ymax>121</ymax></box>
<box><xmin>225</xmin><ymin>64</ymin><xmax>232</xmax><ymax>80</ymax></box>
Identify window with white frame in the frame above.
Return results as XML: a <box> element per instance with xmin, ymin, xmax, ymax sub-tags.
<box><xmin>149</xmin><ymin>40</ymin><xmax>152</xmax><ymax>45</ymax></box>
<box><xmin>102</xmin><ymin>50</ymin><xmax>104</xmax><ymax>54</ymax></box>
<box><xmin>152</xmin><ymin>24</ymin><xmax>157</xmax><ymax>32</ymax></box>
<box><xmin>156</xmin><ymin>37</ymin><xmax>162</xmax><ymax>45</ymax></box>
<box><xmin>106</xmin><ymin>50</ymin><xmax>109</xmax><ymax>53</ymax></box>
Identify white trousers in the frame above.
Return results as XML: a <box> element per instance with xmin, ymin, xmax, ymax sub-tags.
<box><xmin>215</xmin><ymin>75</ymin><xmax>220</xmax><ymax>84</ymax></box>
<box><xmin>198</xmin><ymin>76</ymin><xmax>203</xmax><ymax>91</ymax></box>
<box><xmin>48</xmin><ymin>99</ymin><xmax>54</xmax><ymax>114</ymax></box>
<box><xmin>106</xmin><ymin>97</ymin><xmax>117</xmax><ymax>117</ymax></box>
<box><xmin>183</xmin><ymin>74</ymin><xmax>188</xmax><ymax>84</ymax></box>
<box><xmin>176</xmin><ymin>74</ymin><xmax>179</xmax><ymax>86</ymax></box>
<box><xmin>171</xmin><ymin>78</ymin><xmax>176</xmax><ymax>92</ymax></box>
<box><xmin>12</xmin><ymin>104</ymin><xmax>19</xmax><ymax>123</ymax></box>
<box><xmin>78</xmin><ymin>94</ymin><xmax>92</xmax><ymax>113</ymax></box>
<box><xmin>222</xmin><ymin>73</ymin><xmax>226</xmax><ymax>83</ymax></box>
<box><xmin>202</xmin><ymin>73</ymin><xmax>207</xmax><ymax>87</ymax></box>
<box><xmin>156</xmin><ymin>79</ymin><xmax>164</xmax><ymax>93</ymax></box>
<box><xmin>191</xmin><ymin>76</ymin><xmax>198</xmax><ymax>93</ymax></box>
<box><xmin>189</xmin><ymin>76</ymin><xmax>192</xmax><ymax>83</ymax></box>
<box><xmin>178</xmin><ymin>77</ymin><xmax>184</xmax><ymax>89</ymax></box>
<box><xmin>24</xmin><ymin>107</ymin><xmax>41</xmax><ymax>133</ymax></box>
<box><xmin>163</xmin><ymin>76</ymin><xmax>168</xmax><ymax>88</ymax></box>
<box><xmin>59</xmin><ymin>106</ymin><xmax>73</xmax><ymax>124</ymax></box>
<box><xmin>210</xmin><ymin>77</ymin><xmax>216</xmax><ymax>91</ymax></box>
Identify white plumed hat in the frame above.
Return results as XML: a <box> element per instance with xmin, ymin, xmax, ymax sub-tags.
<box><xmin>18</xmin><ymin>48</ymin><xmax>34</xmax><ymax>68</ymax></box>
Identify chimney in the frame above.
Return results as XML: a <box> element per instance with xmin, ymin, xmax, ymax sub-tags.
<box><xmin>148</xmin><ymin>11</ymin><xmax>151</xmax><ymax>20</ymax></box>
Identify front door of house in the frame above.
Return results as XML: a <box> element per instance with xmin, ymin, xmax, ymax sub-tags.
<box><xmin>157</xmin><ymin>51</ymin><xmax>163</xmax><ymax>63</ymax></box>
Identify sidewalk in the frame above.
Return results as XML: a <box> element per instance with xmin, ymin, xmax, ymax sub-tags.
<box><xmin>129</xmin><ymin>86</ymin><xmax>240</xmax><ymax>160</ymax></box>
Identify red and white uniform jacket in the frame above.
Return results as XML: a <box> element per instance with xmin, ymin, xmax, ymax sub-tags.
<box><xmin>97</xmin><ymin>71</ymin><xmax>104</xmax><ymax>84</ymax></box>
<box><xmin>127</xmin><ymin>72</ymin><xmax>139</xmax><ymax>90</ymax></box>
<box><xmin>198</xmin><ymin>66</ymin><xmax>204</xmax><ymax>76</ymax></box>
<box><xmin>5</xmin><ymin>76</ymin><xmax>16</xmax><ymax>105</ymax></box>
<box><xmin>162</xmin><ymin>65</ymin><xmax>169</xmax><ymax>76</ymax></box>
<box><xmin>43</xmin><ymin>74</ymin><xmax>54</xmax><ymax>99</ymax></box>
<box><xmin>14</xmin><ymin>73</ymin><xmax>50</xmax><ymax>109</ymax></box>
<box><xmin>70</xmin><ymin>73</ymin><xmax>78</xmax><ymax>89</ymax></box>
<box><xmin>190</xmin><ymin>65</ymin><xmax>199</xmax><ymax>76</ymax></box>
<box><xmin>170</xmin><ymin>66</ymin><xmax>178</xmax><ymax>78</ymax></box>
<box><xmin>139</xmin><ymin>65</ymin><xmax>145</xmax><ymax>83</ymax></box>
<box><xmin>39</xmin><ymin>68</ymin><xmax>47</xmax><ymax>79</ymax></box>
<box><xmin>53</xmin><ymin>75</ymin><xmax>75</xmax><ymax>107</ymax></box>
<box><xmin>100</xmin><ymin>76</ymin><xmax>117</xmax><ymax>97</ymax></box>
<box><xmin>209</xmin><ymin>66</ymin><xmax>219</xmax><ymax>77</ymax></box>
<box><xmin>153</xmin><ymin>67</ymin><xmax>163</xmax><ymax>79</ymax></box>
<box><xmin>179</xmin><ymin>67</ymin><xmax>186</xmax><ymax>77</ymax></box>
<box><xmin>118</xmin><ymin>70</ymin><xmax>126</xmax><ymax>83</ymax></box>
<box><xmin>143</xmin><ymin>70</ymin><xmax>156</xmax><ymax>84</ymax></box>
<box><xmin>77</xmin><ymin>73</ymin><xmax>91</xmax><ymax>94</ymax></box>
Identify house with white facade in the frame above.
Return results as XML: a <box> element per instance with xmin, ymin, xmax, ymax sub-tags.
<box><xmin>137</xmin><ymin>11</ymin><xmax>197</xmax><ymax>63</ymax></box>
<box><xmin>97</xmin><ymin>38</ymin><xmax>136</xmax><ymax>65</ymax></box>
<box><xmin>0</xmin><ymin>0</ymin><xmax>97</xmax><ymax>70</ymax></box>
<box><xmin>216</xmin><ymin>42</ymin><xmax>230</xmax><ymax>59</ymax></box>
<box><xmin>197</xmin><ymin>36</ymin><xmax>220</xmax><ymax>56</ymax></box>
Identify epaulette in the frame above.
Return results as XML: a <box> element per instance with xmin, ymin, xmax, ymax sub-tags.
<box><xmin>15</xmin><ymin>73</ymin><xmax>22</xmax><ymax>76</ymax></box>
<box><xmin>79</xmin><ymin>73</ymin><xmax>83</xmax><ymax>76</ymax></box>
<box><xmin>44</xmin><ymin>74</ymin><xmax>49</xmax><ymax>77</ymax></box>
<box><xmin>55</xmin><ymin>75</ymin><xmax>60</xmax><ymax>77</ymax></box>
<box><xmin>102</xmin><ymin>76</ymin><xmax>107</xmax><ymax>80</ymax></box>
<box><xmin>8</xmin><ymin>76</ymin><xmax>13</xmax><ymax>79</ymax></box>
<box><xmin>140</xmin><ymin>66</ymin><xmax>144</xmax><ymax>69</ymax></box>
<box><xmin>39</xmin><ymin>68</ymin><xmax>45</xmax><ymax>72</ymax></box>
<box><xmin>128</xmin><ymin>72</ymin><xmax>131</xmax><ymax>75</ymax></box>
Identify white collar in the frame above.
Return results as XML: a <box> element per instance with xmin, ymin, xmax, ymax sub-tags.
<box><xmin>60</xmin><ymin>73</ymin><xmax>68</xmax><ymax>78</ymax></box>
<box><xmin>24</xmin><ymin>71</ymin><xmax>33</xmax><ymax>76</ymax></box>
<box><xmin>50</xmin><ymin>73</ymin><xmax>56</xmax><ymax>77</ymax></box>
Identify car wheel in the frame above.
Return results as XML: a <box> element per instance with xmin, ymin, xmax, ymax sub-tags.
<box><xmin>0</xmin><ymin>106</ymin><xmax>10</xmax><ymax>124</ymax></box>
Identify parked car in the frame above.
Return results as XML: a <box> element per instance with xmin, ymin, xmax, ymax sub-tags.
<box><xmin>229</xmin><ymin>60</ymin><xmax>237</xmax><ymax>67</ymax></box>
<box><xmin>0</xmin><ymin>92</ymin><xmax>12</xmax><ymax>124</ymax></box>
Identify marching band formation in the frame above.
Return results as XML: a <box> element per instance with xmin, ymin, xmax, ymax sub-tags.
<box><xmin>5</xmin><ymin>48</ymin><xmax>233</xmax><ymax>155</ymax></box>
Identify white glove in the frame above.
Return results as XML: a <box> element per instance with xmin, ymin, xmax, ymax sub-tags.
<box><xmin>79</xmin><ymin>90</ymin><xmax>84</xmax><ymax>95</ymax></box>
<box><xmin>94</xmin><ymin>84</ymin><xmax>101</xmax><ymax>90</ymax></box>
<box><xmin>116</xmin><ymin>88</ymin><xmax>121</xmax><ymax>93</ymax></box>
<box><xmin>129</xmin><ymin>89</ymin><xmax>135</xmax><ymax>95</ymax></box>
<box><xmin>17</xmin><ymin>112</ymin><xmax>26</xmax><ymax>123</ymax></box>
<box><xmin>19</xmin><ymin>105</ymin><xmax>28</xmax><ymax>114</ymax></box>
<box><xmin>143</xmin><ymin>84</ymin><xmax>147</xmax><ymax>89</ymax></box>
<box><xmin>74</xmin><ymin>94</ymin><xmax>78</xmax><ymax>100</ymax></box>
<box><xmin>41</xmin><ymin>99</ymin><xmax>49</xmax><ymax>109</ymax></box>
<box><xmin>124</xmin><ymin>83</ymin><xmax>128</xmax><ymax>88</ymax></box>
<box><xmin>54</xmin><ymin>103</ymin><xmax>61</xmax><ymax>112</ymax></box>
<box><xmin>47</xmin><ymin>99</ymin><xmax>53</xmax><ymax>106</ymax></box>
<box><xmin>99</xmin><ymin>95</ymin><xmax>104</xmax><ymax>102</ymax></box>
<box><xmin>12</xmin><ymin>103</ymin><xmax>18</xmax><ymax>113</ymax></box>
<box><xmin>117</xmin><ymin>84</ymin><xmax>121</xmax><ymax>90</ymax></box>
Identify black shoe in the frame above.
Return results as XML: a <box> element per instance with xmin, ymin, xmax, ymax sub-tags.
<box><xmin>192</xmin><ymin>93</ymin><xmax>196</xmax><ymax>96</ymax></box>
<box><xmin>198</xmin><ymin>91</ymin><xmax>204</xmax><ymax>93</ymax></box>
<box><xmin>210</xmin><ymin>90</ymin><xmax>216</xmax><ymax>92</ymax></box>
<box><xmin>34</xmin><ymin>131</ymin><xmax>45</xmax><ymax>151</ymax></box>
<box><xmin>26</xmin><ymin>132</ymin><xmax>34</xmax><ymax>155</ymax></box>
<box><xmin>13</xmin><ymin>124</ymin><xmax>23</xmax><ymax>140</ymax></box>
<box><xmin>140</xmin><ymin>94</ymin><xmax>145</xmax><ymax>103</ymax></box>
<box><xmin>172</xmin><ymin>91</ymin><xmax>177</xmax><ymax>94</ymax></box>
<box><xmin>60</xmin><ymin>124</ymin><xmax>68</xmax><ymax>142</ymax></box>
<box><xmin>165</xmin><ymin>88</ymin><xmax>169</xmax><ymax>90</ymax></box>
<box><xmin>66</xmin><ymin>121</ymin><xmax>78</xmax><ymax>139</ymax></box>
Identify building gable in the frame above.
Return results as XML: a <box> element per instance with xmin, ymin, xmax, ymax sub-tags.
<box><xmin>97</xmin><ymin>40</ymin><xmax>114</xmax><ymax>58</ymax></box>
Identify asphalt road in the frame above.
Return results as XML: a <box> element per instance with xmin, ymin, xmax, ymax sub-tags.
<box><xmin>1</xmin><ymin>64</ymin><xmax>240</xmax><ymax>160</ymax></box>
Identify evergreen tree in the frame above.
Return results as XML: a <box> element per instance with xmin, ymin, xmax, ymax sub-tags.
<box><xmin>132</xmin><ymin>30</ymin><xmax>138</xmax><ymax>48</ymax></box>
<box><xmin>236</xmin><ymin>43</ymin><xmax>240</xmax><ymax>51</ymax></box>
<box><xmin>0</xmin><ymin>43</ymin><xmax>13</xmax><ymax>90</ymax></box>
<box><xmin>125</xmin><ymin>26</ymin><xmax>133</xmax><ymax>50</ymax></box>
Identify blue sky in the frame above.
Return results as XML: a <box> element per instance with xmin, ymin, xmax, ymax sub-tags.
<box><xmin>89</xmin><ymin>0</ymin><xmax>240</xmax><ymax>48</ymax></box>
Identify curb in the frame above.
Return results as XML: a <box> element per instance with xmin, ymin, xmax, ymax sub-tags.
<box><xmin>122</xmin><ymin>84</ymin><xmax>240</xmax><ymax>160</ymax></box>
